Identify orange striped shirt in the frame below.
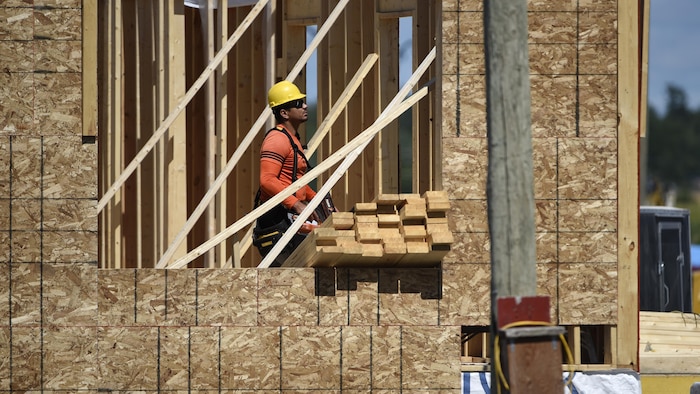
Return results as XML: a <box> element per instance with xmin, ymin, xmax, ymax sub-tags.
<box><xmin>259</xmin><ymin>126</ymin><xmax>316</xmax><ymax>210</ymax></box>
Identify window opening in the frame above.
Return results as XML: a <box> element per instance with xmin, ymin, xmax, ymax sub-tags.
<box><xmin>398</xmin><ymin>16</ymin><xmax>413</xmax><ymax>193</ymax></box>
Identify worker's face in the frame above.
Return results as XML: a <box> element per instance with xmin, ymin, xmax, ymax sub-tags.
<box><xmin>282</xmin><ymin>99</ymin><xmax>307</xmax><ymax>122</ymax></box>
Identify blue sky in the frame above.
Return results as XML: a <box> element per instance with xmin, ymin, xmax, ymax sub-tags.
<box><xmin>648</xmin><ymin>0</ymin><xmax>700</xmax><ymax>113</ymax></box>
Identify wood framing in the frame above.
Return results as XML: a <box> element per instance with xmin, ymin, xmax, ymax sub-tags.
<box><xmin>617</xmin><ymin>0</ymin><xmax>642</xmax><ymax>369</ymax></box>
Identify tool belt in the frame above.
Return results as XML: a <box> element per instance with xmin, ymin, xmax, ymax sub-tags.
<box><xmin>252</xmin><ymin>204</ymin><xmax>296</xmax><ymax>258</ymax></box>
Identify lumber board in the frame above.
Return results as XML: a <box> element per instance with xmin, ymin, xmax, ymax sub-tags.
<box><xmin>354</xmin><ymin>202</ymin><xmax>378</xmax><ymax>214</ymax></box>
<box><xmin>280</xmin><ymin>191</ymin><xmax>453</xmax><ymax>268</ymax></box>
<box><xmin>82</xmin><ymin>1</ymin><xmax>98</xmax><ymax>137</ymax></box>
<box><xmin>617</xmin><ymin>0</ymin><xmax>641</xmax><ymax>368</ymax></box>
<box><xmin>639</xmin><ymin>354</ymin><xmax>700</xmax><ymax>374</ymax></box>
<box><xmin>320</xmin><ymin>212</ymin><xmax>355</xmax><ymax>230</ymax></box>
<box><xmin>639</xmin><ymin>311</ymin><xmax>700</xmax><ymax>373</ymax></box>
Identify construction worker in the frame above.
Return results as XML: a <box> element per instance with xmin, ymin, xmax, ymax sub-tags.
<box><xmin>253</xmin><ymin>81</ymin><xmax>321</xmax><ymax>266</ymax></box>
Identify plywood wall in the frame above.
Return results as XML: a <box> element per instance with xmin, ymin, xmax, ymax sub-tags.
<box><xmin>1</xmin><ymin>262</ymin><xmax>461</xmax><ymax>390</ymax></box>
<box><xmin>441</xmin><ymin>0</ymin><xmax>621</xmax><ymax>325</ymax></box>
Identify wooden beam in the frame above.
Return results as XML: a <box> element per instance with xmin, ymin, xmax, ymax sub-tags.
<box><xmin>617</xmin><ymin>0</ymin><xmax>641</xmax><ymax>370</ymax></box>
<box><xmin>122</xmin><ymin>0</ymin><xmax>139</xmax><ymax>267</ymax></box>
<box><xmin>215</xmin><ymin>0</ymin><xmax>229</xmax><ymax>267</ymax></box>
<box><xmin>165</xmin><ymin>0</ymin><xmax>189</xmax><ymax>262</ymax></box>
<box><xmin>82</xmin><ymin>0</ymin><xmax>98</xmax><ymax>137</ymax></box>
<box><xmin>362</xmin><ymin>0</ymin><xmax>379</xmax><ymax>202</ymax></box>
<box><xmin>377</xmin><ymin>0</ymin><xmax>414</xmax><ymax>14</ymax></box>
<box><xmin>99</xmin><ymin>0</ymin><xmax>124</xmax><ymax>268</ymax></box>
<box><xmin>139</xmin><ymin>1</ymin><xmax>157</xmax><ymax>267</ymax></box>
<box><xmin>285</xmin><ymin>0</ymin><xmax>321</xmax><ymax>20</ymax></box>
<box><xmin>202</xmin><ymin>0</ymin><xmax>216</xmax><ymax>267</ymax></box>
<box><xmin>346</xmin><ymin>0</ymin><xmax>364</xmax><ymax>208</ymax></box>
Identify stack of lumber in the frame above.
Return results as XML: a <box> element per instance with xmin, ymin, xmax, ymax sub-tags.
<box><xmin>282</xmin><ymin>191</ymin><xmax>454</xmax><ymax>267</ymax></box>
<box><xmin>639</xmin><ymin>311</ymin><xmax>700</xmax><ymax>374</ymax></box>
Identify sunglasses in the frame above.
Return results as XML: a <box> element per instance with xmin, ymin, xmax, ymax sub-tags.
<box><xmin>286</xmin><ymin>99</ymin><xmax>305</xmax><ymax>109</ymax></box>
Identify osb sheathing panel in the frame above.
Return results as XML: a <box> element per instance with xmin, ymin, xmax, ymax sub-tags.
<box><xmin>258</xmin><ymin>268</ymin><xmax>317</xmax><ymax>326</ymax></box>
<box><xmin>9</xmin><ymin>326</ymin><xmax>42</xmax><ymax>390</ymax></box>
<box><xmin>579</xmin><ymin>75</ymin><xmax>617</xmax><ymax>136</ymax></box>
<box><xmin>348</xmin><ymin>268</ymin><xmax>381</xmax><ymax>325</ymax></box>
<box><xmin>378</xmin><ymin>268</ymin><xmax>441</xmax><ymax>325</ymax></box>
<box><xmin>10</xmin><ymin>262</ymin><xmax>41</xmax><ymax>325</ymax></box>
<box><xmin>0</xmin><ymin>327</ymin><xmax>8</xmax><ymax>389</ymax></box>
<box><xmin>43</xmin><ymin>326</ymin><xmax>99</xmax><ymax>389</ymax></box>
<box><xmin>282</xmin><ymin>326</ymin><xmax>342</xmax><ymax>389</ymax></box>
<box><xmin>158</xmin><ymin>326</ymin><xmax>190</xmax><ymax>389</ymax></box>
<box><xmin>196</xmin><ymin>268</ymin><xmax>258</xmax><ymax>325</ymax></box>
<box><xmin>0</xmin><ymin>74</ymin><xmax>34</xmax><ymax>134</ymax></box>
<box><xmin>318</xmin><ymin>268</ymin><xmax>350</xmax><ymax>325</ymax></box>
<box><xmin>441</xmin><ymin>4</ymin><xmax>620</xmax><ymax>326</ymax></box>
<box><xmin>0</xmin><ymin>263</ymin><xmax>6</xmax><ymax>311</ymax></box>
<box><xmin>9</xmin><ymin>137</ymin><xmax>42</xmax><ymax>197</ymax></box>
<box><xmin>0</xmin><ymin>134</ymin><xmax>97</xmax><ymax>263</ymax></box>
<box><xmin>0</xmin><ymin>264</ymin><xmax>462</xmax><ymax>391</ymax></box>
<box><xmin>341</xmin><ymin>325</ymin><xmax>372</xmax><ymax>388</ymax></box>
<box><xmin>37</xmin><ymin>0</ymin><xmax>82</xmax><ymax>7</ymax></box>
<box><xmin>43</xmin><ymin>136</ymin><xmax>98</xmax><ymax>198</ymax></box>
<box><xmin>0</xmin><ymin>8</ymin><xmax>33</xmax><ymax>40</ymax></box>
<box><xmin>34</xmin><ymin>8</ymin><xmax>81</xmax><ymax>40</ymax></box>
<box><xmin>440</xmin><ymin>263</ymin><xmax>490</xmax><ymax>326</ymax></box>
<box><xmin>98</xmin><ymin>326</ymin><xmax>159</xmax><ymax>390</ymax></box>
<box><xmin>189</xmin><ymin>326</ymin><xmax>221</xmax><ymax>389</ymax></box>
<box><xmin>0</xmin><ymin>40</ymin><xmax>34</xmax><ymax>72</ymax></box>
<box><xmin>220</xmin><ymin>326</ymin><xmax>280</xmax><ymax>390</ymax></box>
<box><xmin>34</xmin><ymin>73</ymin><xmax>82</xmax><ymax>136</ymax></box>
<box><xmin>98</xmin><ymin>268</ymin><xmax>136</xmax><ymax>326</ymax></box>
<box><xmin>42</xmin><ymin>262</ymin><xmax>97</xmax><ymax>326</ymax></box>
<box><xmin>559</xmin><ymin>262</ymin><xmax>618</xmax><ymax>324</ymax></box>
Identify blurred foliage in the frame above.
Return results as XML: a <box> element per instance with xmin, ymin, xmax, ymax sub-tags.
<box><xmin>647</xmin><ymin>84</ymin><xmax>700</xmax><ymax>244</ymax></box>
<box><xmin>647</xmin><ymin>85</ymin><xmax>700</xmax><ymax>187</ymax></box>
<box><xmin>675</xmin><ymin>195</ymin><xmax>700</xmax><ymax>244</ymax></box>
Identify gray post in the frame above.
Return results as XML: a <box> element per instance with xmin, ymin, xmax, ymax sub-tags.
<box><xmin>690</xmin><ymin>382</ymin><xmax>700</xmax><ymax>394</ymax></box>
<box><xmin>483</xmin><ymin>0</ymin><xmax>537</xmax><ymax>391</ymax></box>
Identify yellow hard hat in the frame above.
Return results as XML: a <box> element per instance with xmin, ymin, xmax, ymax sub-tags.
<box><xmin>268</xmin><ymin>81</ymin><xmax>306</xmax><ymax>108</ymax></box>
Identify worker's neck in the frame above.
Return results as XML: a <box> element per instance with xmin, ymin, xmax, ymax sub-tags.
<box><xmin>279</xmin><ymin>120</ymin><xmax>303</xmax><ymax>135</ymax></box>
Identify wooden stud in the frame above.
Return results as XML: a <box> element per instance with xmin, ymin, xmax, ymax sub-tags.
<box><xmin>165</xmin><ymin>0</ymin><xmax>189</xmax><ymax>264</ymax></box>
<box><xmin>346</xmin><ymin>0</ymin><xmax>365</xmax><ymax>208</ymax></box>
<box><xmin>202</xmin><ymin>0</ymin><xmax>217</xmax><ymax>267</ymax></box>
<box><xmin>122</xmin><ymin>0</ymin><xmax>139</xmax><ymax>267</ymax></box>
<box><xmin>82</xmin><ymin>0</ymin><xmax>98</xmax><ymax>137</ymax></box>
<box><xmin>215</xmin><ymin>0</ymin><xmax>229</xmax><ymax>267</ymax></box>
<box><xmin>617</xmin><ymin>0</ymin><xmax>641</xmax><ymax>370</ymax></box>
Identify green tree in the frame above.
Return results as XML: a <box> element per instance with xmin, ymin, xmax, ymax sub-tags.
<box><xmin>646</xmin><ymin>84</ymin><xmax>700</xmax><ymax>244</ymax></box>
<box><xmin>647</xmin><ymin>85</ymin><xmax>700</xmax><ymax>187</ymax></box>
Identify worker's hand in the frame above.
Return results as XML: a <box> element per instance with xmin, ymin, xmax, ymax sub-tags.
<box><xmin>292</xmin><ymin>200</ymin><xmax>320</xmax><ymax>223</ymax></box>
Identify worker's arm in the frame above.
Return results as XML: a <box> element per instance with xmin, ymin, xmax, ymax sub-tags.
<box><xmin>259</xmin><ymin>158</ymin><xmax>300</xmax><ymax>209</ymax></box>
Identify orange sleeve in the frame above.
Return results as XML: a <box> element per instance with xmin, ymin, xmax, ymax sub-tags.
<box><xmin>259</xmin><ymin>158</ymin><xmax>300</xmax><ymax>209</ymax></box>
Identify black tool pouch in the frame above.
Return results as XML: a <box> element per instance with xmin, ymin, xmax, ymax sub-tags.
<box><xmin>252</xmin><ymin>203</ymin><xmax>293</xmax><ymax>257</ymax></box>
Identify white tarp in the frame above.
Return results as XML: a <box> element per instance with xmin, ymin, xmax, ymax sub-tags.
<box><xmin>462</xmin><ymin>371</ymin><xmax>641</xmax><ymax>394</ymax></box>
<box><xmin>184</xmin><ymin>0</ymin><xmax>259</xmax><ymax>9</ymax></box>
